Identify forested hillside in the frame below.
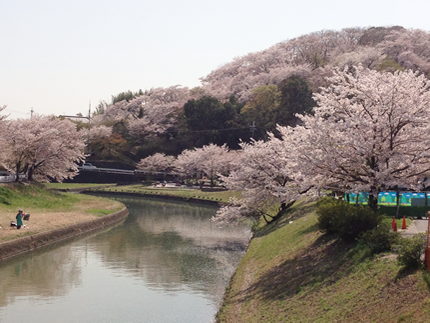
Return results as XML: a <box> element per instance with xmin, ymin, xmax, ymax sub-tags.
<box><xmin>81</xmin><ymin>26</ymin><xmax>430</xmax><ymax>163</ymax></box>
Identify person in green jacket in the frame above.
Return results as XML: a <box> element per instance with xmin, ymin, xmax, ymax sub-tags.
<box><xmin>16</xmin><ymin>210</ymin><xmax>24</xmax><ymax>229</ymax></box>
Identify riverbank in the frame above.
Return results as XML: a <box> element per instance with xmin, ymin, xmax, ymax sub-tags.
<box><xmin>0</xmin><ymin>183</ymin><xmax>128</xmax><ymax>260</ymax></box>
<box><xmin>0</xmin><ymin>207</ymin><xmax>128</xmax><ymax>261</ymax></box>
<box><xmin>215</xmin><ymin>199</ymin><xmax>430</xmax><ymax>323</ymax></box>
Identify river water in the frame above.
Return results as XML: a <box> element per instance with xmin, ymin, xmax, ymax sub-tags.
<box><xmin>0</xmin><ymin>196</ymin><xmax>251</xmax><ymax>323</ymax></box>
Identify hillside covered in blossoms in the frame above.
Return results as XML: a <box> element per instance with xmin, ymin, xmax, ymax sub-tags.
<box><xmin>2</xmin><ymin>25</ymin><xmax>430</xmax><ymax>185</ymax></box>
<box><xmin>82</xmin><ymin>26</ymin><xmax>430</xmax><ymax>162</ymax></box>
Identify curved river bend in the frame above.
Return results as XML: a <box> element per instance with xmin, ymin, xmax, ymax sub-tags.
<box><xmin>0</xmin><ymin>196</ymin><xmax>251</xmax><ymax>323</ymax></box>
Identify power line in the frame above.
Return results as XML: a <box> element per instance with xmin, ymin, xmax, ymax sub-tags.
<box><xmin>165</xmin><ymin>126</ymin><xmax>252</xmax><ymax>134</ymax></box>
<box><xmin>3</xmin><ymin>108</ymin><xmax>29</xmax><ymax>115</ymax></box>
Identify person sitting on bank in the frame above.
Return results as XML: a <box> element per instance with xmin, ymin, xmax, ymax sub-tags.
<box><xmin>16</xmin><ymin>210</ymin><xmax>24</xmax><ymax>230</ymax></box>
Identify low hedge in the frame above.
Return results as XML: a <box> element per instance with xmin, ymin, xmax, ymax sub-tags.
<box><xmin>379</xmin><ymin>206</ymin><xmax>430</xmax><ymax>218</ymax></box>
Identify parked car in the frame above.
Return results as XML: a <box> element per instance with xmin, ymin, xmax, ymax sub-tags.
<box><xmin>80</xmin><ymin>163</ymin><xmax>97</xmax><ymax>169</ymax></box>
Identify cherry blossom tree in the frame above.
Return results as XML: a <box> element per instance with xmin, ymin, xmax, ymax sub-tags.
<box><xmin>332</xmin><ymin>47</ymin><xmax>385</xmax><ymax>70</ymax></box>
<box><xmin>378</xmin><ymin>28</ymin><xmax>430</xmax><ymax>74</ymax></box>
<box><xmin>288</xmin><ymin>66</ymin><xmax>430</xmax><ymax>211</ymax></box>
<box><xmin>174</xmin><ymin>144</ymin><xmax>235</xmax><ymax>186</ymax></box>
<box><xmin>197</xmin><ymin>144</ymin><xmax>233</xmax><ymax>186</ymax></box>
<box><xmin>137</xmin><ymin>153</ymin><xmax>175</xmax><ymax>172</ymax></box>
<box><xmin>174</xmin><ymin>148</ymin><xmax>204</xmax><ymax>185</ymax></box>
<box><xmin>213</xmin><ymin>136</ymin><xmax>304</xmax><ymax>224</ymax></box>
<box><xmin>81</xmin><ymin>125</ymin><xmax>112</xmax><ymax>142</ymax></box>
<box><xmin>0</xmin><ymin>105</ymin><xmax>9</xmax><ymax>166</ymax></box>
<box><xmin>101</xmin><ymin>86</ymin><xmax>195</xmax><ymax>143</ymax></box>
<box><xmin>1</xmin><ymin>115</ymin><xmax>86</xmax><ymax>182</ymax></box>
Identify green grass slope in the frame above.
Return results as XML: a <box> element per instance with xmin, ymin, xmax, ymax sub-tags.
<box><xmin>216</xmin><ymin>199</ymin><xmax>430</xmax><ymax>323</ymax></box>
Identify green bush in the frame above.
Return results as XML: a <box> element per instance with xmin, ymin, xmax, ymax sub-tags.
<box><xmin>317</xmin><ymin>197</ymin><xmax>383</xmax><ymax>242</ymax></box>
<box><xmin>358</xmin><ymin>222</ymin><xmax>400</xmax><ymax>254</ymax></box>
<box><xmin>395</xmin><ymin>233</ymin><xmax>427</xmax><ymax>270</ymax></box>
<box><xmin>348</xmin><ymin>223</ymin><xmax>400</xmax><ymax>263</ymax></box>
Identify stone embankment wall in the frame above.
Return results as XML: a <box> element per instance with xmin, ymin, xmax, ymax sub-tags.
<box><xmin>0</xmin><ymin>207</ymin><xmax>128</xmax><ymax>261</ymax></box>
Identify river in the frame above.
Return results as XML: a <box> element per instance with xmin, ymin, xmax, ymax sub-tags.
<box><xmin>0</xmin><ymin>196</ymin><xmax>251</xmax><ymax>323</ymax></box>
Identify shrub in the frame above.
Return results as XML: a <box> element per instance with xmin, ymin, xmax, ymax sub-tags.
<box><xmin>395</xmin><ymin>233</ymin><xmax>427</xmax><ymax>270</ymax></box>
<box><xmin>317</xmin><ymin>197</ymin><xmax>383</xmax><ymax>242</ymax></box>
<box><xmin>348</xmin><ymin>223</ymin><xmax>400</xmax><ymax>263</ymax></box>
<box><xmin>358</xmin><ymin>222</ymin><xmax>400</xmax><ymax>254</ymax></box>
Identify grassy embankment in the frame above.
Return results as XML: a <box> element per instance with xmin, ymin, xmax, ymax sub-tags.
<box><xmin>215</xmin><ymin>198</ymin><xmax>430</xmax><ymax>323</ymax></box>
<box><xmin>74</xmin><ymin>183</ymin><xmax>241</xmax><ymax>203</ymax></box>
<box><xmin>0</xmin><ymin>183</ymin><xmax>124</xmax><ymax>242</ymax></box>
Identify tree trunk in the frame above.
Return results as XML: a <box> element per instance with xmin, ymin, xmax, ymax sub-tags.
<box><xmin>15</xmin><ymin>163</ymin><xmax>21</xmax><ymax>182</ymax></box>
<box><xmin>368</xmin><ymin>193</ymin><xmax>378</xmax><ymax>212</ymax></box>
<box><xmin>264</xmin><ymin>200</ymin><xmax>296</xmax><ymax>224</ymax></box>
<box><xmin>28</xmin><ymin>167</ymin><xmax>34</xmax><ymax>181</ymax></box>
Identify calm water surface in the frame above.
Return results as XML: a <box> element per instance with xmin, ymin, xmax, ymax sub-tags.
<box><xmin>0</xmin><ymin>196</ymin><xmax>251</xmax><ymax>323</ymax></box>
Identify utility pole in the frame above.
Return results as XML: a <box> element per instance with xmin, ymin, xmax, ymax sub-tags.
<box><xmin>88</xmin><ymin>100</ymin><xmax>91</xmax><ymax>120</ymax></box>
<box><xmin>250</xmin><ymin>121</ymin><xmax>256</xmax><ymax>139</ymax></box>
<box><xmin>30</xmin><ymin>107</ymin><xmax>34</xmax><ymax>119</ymax></box>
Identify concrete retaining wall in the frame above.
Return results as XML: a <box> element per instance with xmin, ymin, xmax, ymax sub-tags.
<box><xmin>0</xmin><ymin>207</ymin><xmax>128</xmax><ymax>261</ymax></box>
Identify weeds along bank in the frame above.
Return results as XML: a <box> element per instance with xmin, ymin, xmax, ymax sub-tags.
<box><xmin>0</xmin><ymin>183</ymin><xmax>127</xmax><ymax>260</ymax></box>
<box><xmin>216</xmin><ymin>199</ymin><xmax>430</xmax><ymax>323</ymax></box>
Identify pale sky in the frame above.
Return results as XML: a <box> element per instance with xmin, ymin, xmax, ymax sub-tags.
<box><xmin>1</xmin><ymin>0</ymin><xmax>430</xmax><ymax>119</ymax></box>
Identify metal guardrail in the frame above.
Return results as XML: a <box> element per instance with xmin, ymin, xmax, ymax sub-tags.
<box><xmin>79</xmin><ymin>167</ymin><xmax>181</xmax><ymax>177</ymax></box>
<box><xmin>0</xmin><ymin>168</ymin><xmax>181</xmax><ymax>183</ymax></box>
<box><xmin>78</xmin><ymin>167</ymin><xmax>135</xmax><ymax>175</ymax></box>
<box><xmin>0</xmin><ymin>174</ymin><xmax>27</xmax><ymax>183</ymax></box>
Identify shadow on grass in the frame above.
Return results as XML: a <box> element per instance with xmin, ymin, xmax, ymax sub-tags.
<box><xmin>234</xmin><ymin>234</ymin><xmax>353</xmax><ymax>303</ymax></box>
<box><xmin>394</xmin><ymin>266</ymin><xmax>420</xmax><ymax>281</ymax></box>
<box><xmin>233</xmin><ymin>238</ymin><xmax>422</xmax><ymax>306</ymax></box>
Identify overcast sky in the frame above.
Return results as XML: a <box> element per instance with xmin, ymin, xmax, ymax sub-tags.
<box><xmin>1</xmin><ymin>0</ymin><xmax>430</xmax><ymax>119</ymax></box>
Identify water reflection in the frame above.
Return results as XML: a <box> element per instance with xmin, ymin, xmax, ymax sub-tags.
<box><xmin>0</xmin><ymin>243</ymin><xmax>83</xmax><ymax>307</ymax></box>
<box><xmin>0</xmin><ymin>196</ymin><xmax>251</xmax><ymax>323</ymax></box>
